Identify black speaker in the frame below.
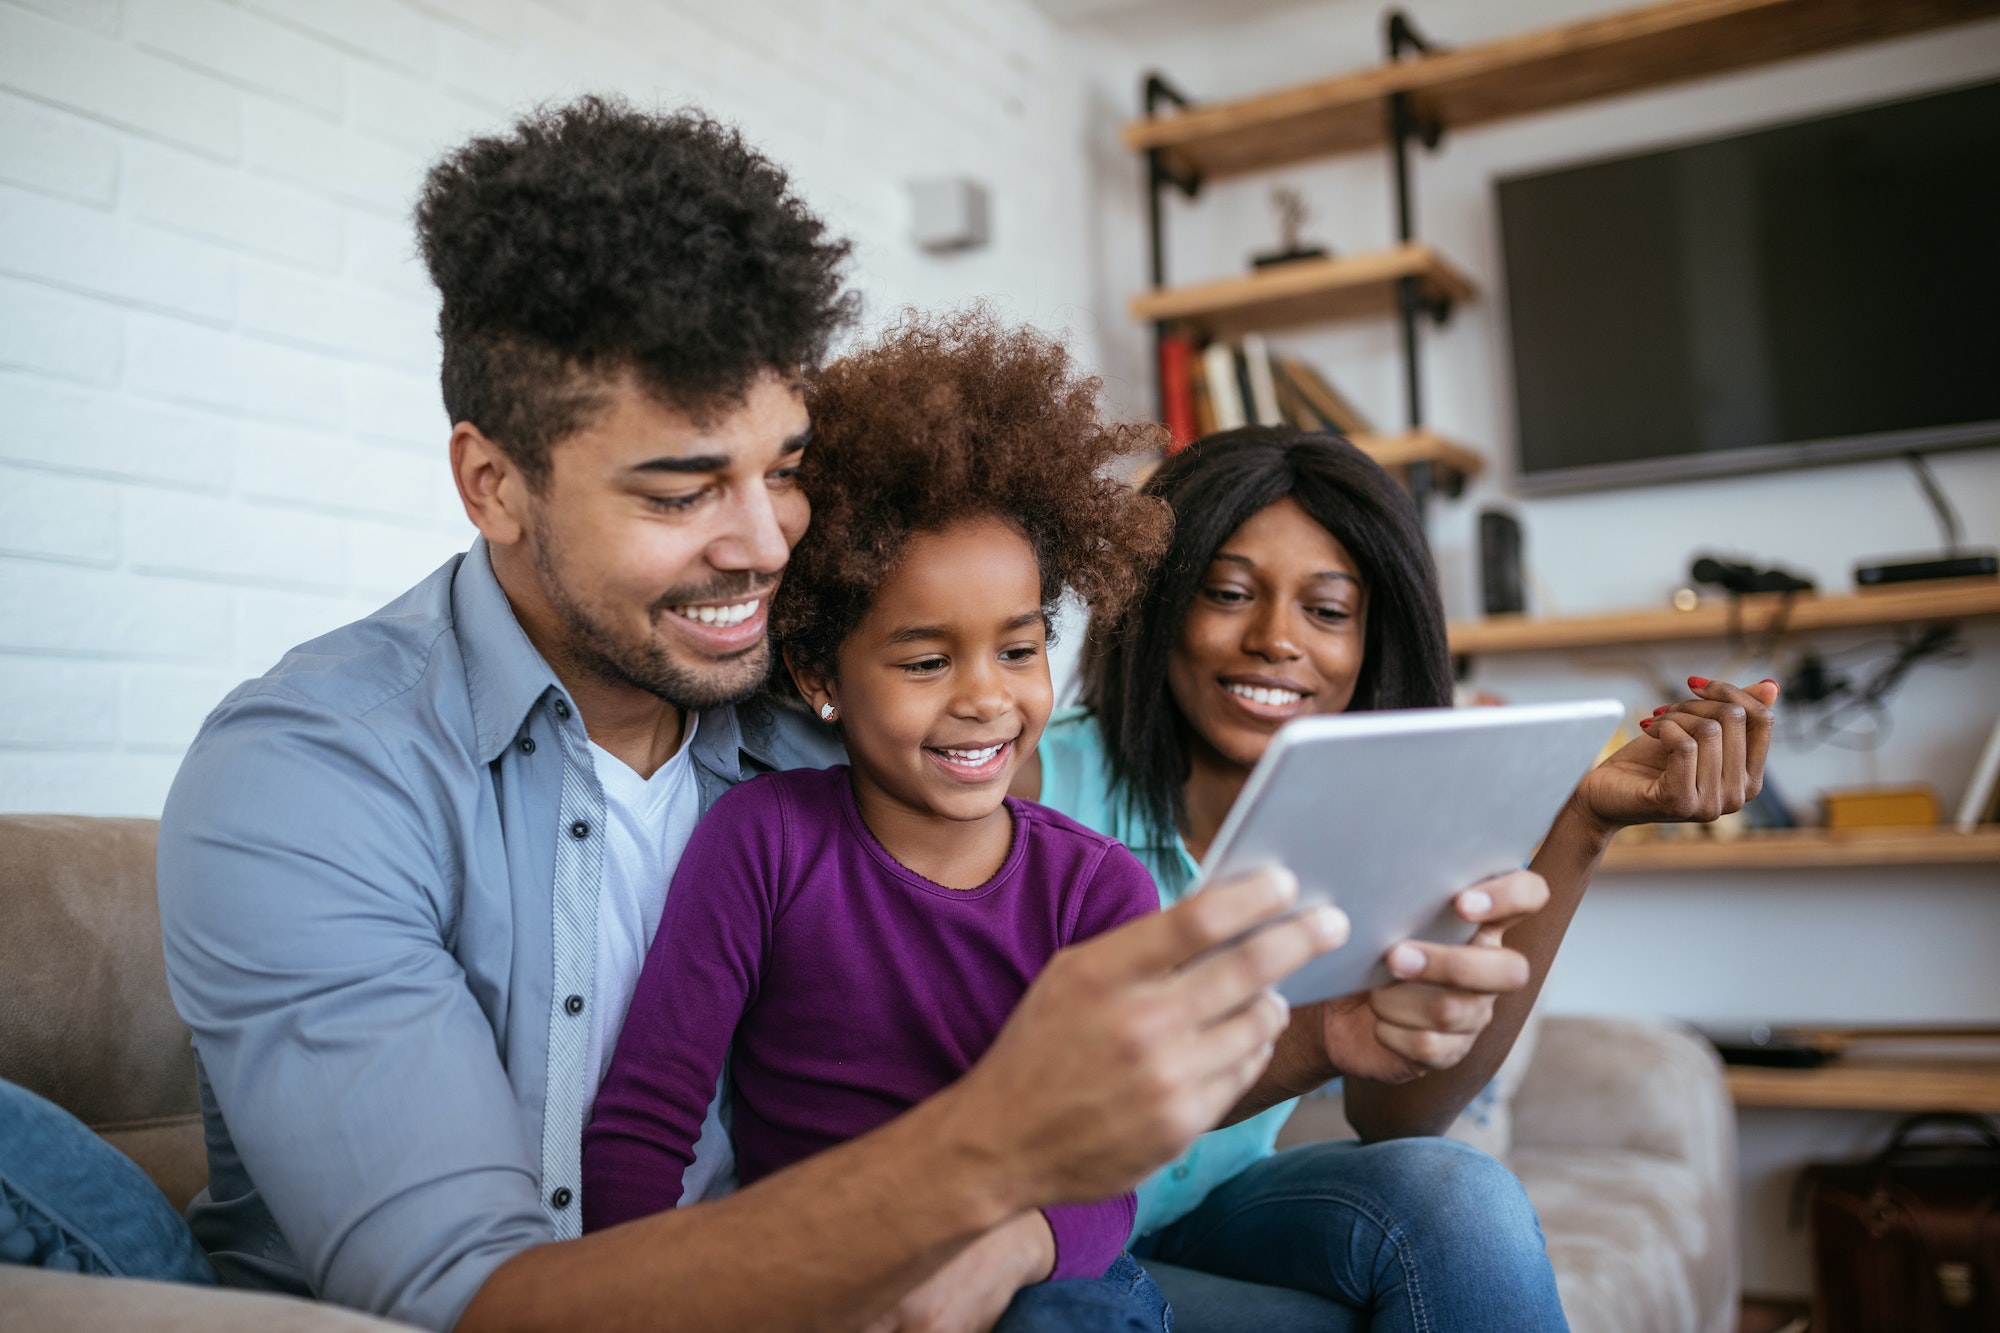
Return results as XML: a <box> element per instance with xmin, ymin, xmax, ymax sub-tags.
<box><xmin>1479</xmin><ymin>510</ymin><xmax>1525</xmax><ymax>616</ymax></box>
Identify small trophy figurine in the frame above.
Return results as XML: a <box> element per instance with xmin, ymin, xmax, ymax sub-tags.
<box><xmin>1251</xmin><ymin>186</ymin><xmax>1330</xmax><ymax>269</ymax></box>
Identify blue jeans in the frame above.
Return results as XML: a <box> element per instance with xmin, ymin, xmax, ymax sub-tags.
<box><xmin>995</xmin><ymin>1252</ymin><xmax>1172</xmax><ymax>1333</ymax></box>
<box><xmin>1132</xmin><ymin>1137</ymin><xmax>1568</xmax><ymax>1333</ymax></box>
<box><xmin>0</xmin><ymin>1078</ymin><xmax>215</xmax><ymax>1283</ymax></box>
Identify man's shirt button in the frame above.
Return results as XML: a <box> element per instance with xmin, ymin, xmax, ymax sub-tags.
<box><xmin>570</xmin><ymin>820</ymin><xmax>590</xmax><ymax>839</ymax></box>
<box><xmin>1171</xmin><ymin>1165</ymin><xmax>1191</xmax><ymax>1181</ymax></box>
<box><xmin>553</xmin><ymin>699</ymin><xmax>571</xmax><ymax>719</ymax></box>
<box><xmin>564</xmin><ymin>994</ymin><xmax>584</xmax><ymax>1015</ymax></box>
<box><xmin>550</xmin><ymin>1187</ymin><xmax>573</xmax><ymax>1209</ymax></box>
<box><xmin>518</xmin><ymin>736</ymin><xmax>536</xmax><ymax>754</ymax></box>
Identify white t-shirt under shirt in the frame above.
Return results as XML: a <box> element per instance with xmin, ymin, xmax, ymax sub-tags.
<box><xmin>586</xmin><ymin>713</ymin><xmax>707</xmax><ymax>1092</ymax></box>
<box><xmin>585</xmin><ymin>711</ymin><xmax>740</xmax><ymax>1205</ymax></box>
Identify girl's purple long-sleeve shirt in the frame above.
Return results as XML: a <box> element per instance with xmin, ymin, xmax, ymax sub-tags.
<box><xmin>581</xmin><ymin>764</ymin><xmax>1157</xmax><ymax>1280</ymax></box>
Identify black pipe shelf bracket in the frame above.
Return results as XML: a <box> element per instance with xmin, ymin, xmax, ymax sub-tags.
<box><xmin>1383</xmin><ymin>9</ymin><xmax>1452</xmax><ymax>521</ymax></box>
<box><xmin>1142</xmin><ymin>71</ymin><xmax>1202</xmax><ymax>422</ymax></box>
<box><xmin>1135</xmin><ymin>15</ymin><xmax>1468</xmax><ymax>521</ymax></box>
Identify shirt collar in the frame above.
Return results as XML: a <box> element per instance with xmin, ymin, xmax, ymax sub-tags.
<box><xmin>453</xmin><ymin>537</ymin><xmax>569</xmax><ymax>765</ymax></box>
<box><xmin>451</xmin><ymin>536</ymin><xmax>786</xmax><ymax>777</ymax></box>
<box><xmin>691</xmin><ymin>693</ymin><xmax>750</xmax><ymax>781</ymax></box>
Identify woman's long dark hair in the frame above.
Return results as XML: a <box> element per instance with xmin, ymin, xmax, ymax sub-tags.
<box><xmin>1081</xmin><ymin>425</ymin><xmax>1453</xmax><ymax>845</ymax></box>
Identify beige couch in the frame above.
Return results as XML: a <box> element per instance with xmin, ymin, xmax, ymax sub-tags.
<box><xmin>1</xmin><ymin>814</ymin><xmax>1736</xmax><ymax>1331</ymax></box>
<box><xmin>0</xmin><ymin>815</ymin><xmax>407</xmax><ymax>1331</ymax></box>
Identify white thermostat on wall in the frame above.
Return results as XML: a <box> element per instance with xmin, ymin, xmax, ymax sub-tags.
<box><xmin>909</xmin><ymin>178</ymin><xmax>990</xmax><ymax>253</ymax></box>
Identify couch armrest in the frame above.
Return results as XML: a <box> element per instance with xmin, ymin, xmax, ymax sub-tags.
<box><xmin>1512</xmin><ymin>1015</ymin><xmax>1734</xmax><ymax>1174</ymax></box>
<box><xmin>0</xmin><ymin>1267</ymin><xmax>415</xmax><ymax>1332</ymax></box>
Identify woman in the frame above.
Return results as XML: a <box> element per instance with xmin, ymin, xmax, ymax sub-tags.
<box><xmin>1016</xmin><ymin>426</ymin><xmax>1776</xmax><ymax>1330</ymax></box>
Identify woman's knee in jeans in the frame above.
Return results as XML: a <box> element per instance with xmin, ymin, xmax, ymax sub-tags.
<box><xmin>1361</xmin><ymin>1136</ymin><xmax>1545</xmax><ymax>1250</ymax></box>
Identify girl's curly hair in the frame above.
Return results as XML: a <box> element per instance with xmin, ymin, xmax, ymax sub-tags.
<box><xmin>773</xmin><ymin>310</ymin><xmax>1172</xmax><ymax>679</ymax></box>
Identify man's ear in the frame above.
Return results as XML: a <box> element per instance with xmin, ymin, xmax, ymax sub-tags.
<box><xmin>785</xmin><ymin>649</ymin><xmax>837</xmax><ymax>721</ymax></box>
<box><xmin>451</xmin><ymin>422</ymin><xmax>532</xmax><ymax>547</ymax></box>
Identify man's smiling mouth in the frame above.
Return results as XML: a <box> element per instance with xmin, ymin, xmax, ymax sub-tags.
<box><xmin>668</xmin><ymin>598</ymin><xmax>761</xmax><ymax>627</ymax></box>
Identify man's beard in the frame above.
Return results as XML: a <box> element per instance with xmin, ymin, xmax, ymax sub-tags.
<box><xmin>530</xmin><ymin>525</ymin><xmax>777</xmax><ymax>711</ymax></box>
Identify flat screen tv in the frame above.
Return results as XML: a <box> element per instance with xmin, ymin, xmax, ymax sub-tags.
<box><xmin>1498</xmin><ymin>79</ymin><xmax>2000</xmax><ymax>495</ymax></box>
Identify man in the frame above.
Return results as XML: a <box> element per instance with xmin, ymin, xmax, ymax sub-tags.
<box><xmin>146</xmin><ymin>98</ymin><xmax>1347</xmax><ymax>1332</ymax></box>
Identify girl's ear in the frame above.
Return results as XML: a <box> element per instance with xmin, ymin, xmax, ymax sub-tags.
<box><xmin>785</xmin><ymin>649</ymin><xmax>837</xmax><ymax>722</ymax></box>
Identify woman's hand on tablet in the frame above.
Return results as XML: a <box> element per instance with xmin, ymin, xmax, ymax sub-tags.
<box><xmin>1330</xmin><ymin>683</ymin><xmax>1777</xmax><ymax>1137</ymax></box>
<box><xmin>1575</xmin><ymin>676</ymin><xmax>1778</xmax><ymax>833</ymax></box>
<box><xmin>1313</xmin><ymin>869</ymin><xmax>1548</xmax><ymax>1085</ymax></box>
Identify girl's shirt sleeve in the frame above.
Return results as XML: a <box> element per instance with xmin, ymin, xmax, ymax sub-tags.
<box><xmin>580</xmin><ymin>780</ymin><xmax>786</xmax><ymax>1232</ymax></box>
<box><xmin>1040</xmin><ymin>835</ymin><xmax>1159</xmax><ymax>1280</ymax></box>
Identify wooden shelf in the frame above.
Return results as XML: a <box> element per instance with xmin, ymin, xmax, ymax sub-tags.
<box><xmin>1351</xmin><ymin>430</ymin><xmax>1485</xmax><ymax>482</ymax></box>
<box><xmin>1123</xmin><ymin>0</ymin><xmax>2000</xmax><ymax>181</ymax></box>
<box><xmin>1448</xmin><ymin>578</ymin><xmax>2000</xmax><ymax>656</ymax></box>
<box><xmin>1127</xmin><ymin>242</ymin><xmax>1474</xmax><ymax>339</ymax></box>
<box><xmin>1730</xmin><ymin>1055</ymin><xmax>2000</xmax><ymax>1112</ymax></box>
<box><xmin>1602</xmin><ymin>825</ymin><xmax>2000</xmax><ymax>872</ymax></box>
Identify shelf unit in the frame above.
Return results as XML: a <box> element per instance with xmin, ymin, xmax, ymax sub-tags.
<box><xmin>1446</xmin><ymin>578</ymin><xmax>2000</xmax><ymax>656</ymax></box>
<box><xmin>1602</xmin><ymin>825</ymin><xmax>2000</xmax><ymax>872</ymax></box>
<box><xmin>1125</xmin><ymin>0</ymin><xmax>2000</xmax><ymax>520</ymax></box>
<box><xmin>1133</xmin><ymin>13</ymin><xmax>1476</xmax><ymax>522</ymax></box>
<box><xmin>1123</xmin><ymin>0</ymin><xmax>2000</xmax><ymax>181</ymax></box>
<box><xmin>1728</xmin><ymin>1057</ymin><xmax>2000</xmax><ymax>1113</ymax></box>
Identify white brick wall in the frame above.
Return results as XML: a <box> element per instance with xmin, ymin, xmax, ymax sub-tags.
<box><xmin>0</xmin><ymin>0</ymin><xmax>1107</xmax><ymax>814</ymax></box>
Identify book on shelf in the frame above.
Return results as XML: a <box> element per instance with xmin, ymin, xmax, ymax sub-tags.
<box><xmin>1957</xmin><ymin>714</ymin><xmax>2000</xmax><ymax>831</ymax></box>
<box><xmin>1163</xmin><ymin>338</ymin><xmax>1376</xmax><ymax>445</ymax></box>
<box><xmin>1190</xmin><ymin>357</ymin><xmax>1217</xmax><ymax>437</ymax></box>
<box><xmin>1156</xmin><ymin>332</ymin><xmax>1197</xmax><ymax>451</ymax></box>
<box><xmin>1201</xmin><ymin>342</ymin><xmax>1248</xmax><ymax>432</ymax></box>
<box><xmin>1271</xmin><ymin>366</ymin><xmax>1327</xmax><ymax>433</ymax></box>
<box><xmin>1231</xmin><ymin>352</ymin><xmax>1258</xmax><ymax>429</ymax></box>
<box><xmin>1273</xmin><ymin>355</ymin><xmax>1371</xmax><ymax>436</ymax></box>
<box><xmin>1241</xmin><ymin>334</ymin><xmax>1284</xmax><ymax>427</ymax></box>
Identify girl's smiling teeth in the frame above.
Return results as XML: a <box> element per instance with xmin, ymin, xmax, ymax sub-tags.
<box><xmin>927</xmin><ymin>739</ymin><xmax>1013</xmax><ymax>777</ymax></box>
<box><xmin>1224</xmin><ymin>682</ymin><xmax>1304</xmax><ymax>707</ymax></box>
<box><xmin>670</xmin><ymin>598</ymin><xmax>761</xmax><ymax>627</ymax></box>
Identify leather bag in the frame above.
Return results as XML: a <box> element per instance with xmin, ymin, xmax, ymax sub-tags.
<box><xmin>1800</xmin><ymin>1111</ymin><xmax>2000</xmax><ymax>1332</ymax></box>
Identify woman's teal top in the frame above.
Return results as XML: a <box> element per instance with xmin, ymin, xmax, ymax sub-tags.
<box><xmin>1034</xmin><ymin>706</ymin><xmax>1300</xmax><ymax>1239</ymax></box>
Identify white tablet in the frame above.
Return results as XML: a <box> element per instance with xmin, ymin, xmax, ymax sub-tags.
<box><xmin>1198</xmin><ymin>699</ymin><xmax>1624</xmax><ymax>1005</ymax></box>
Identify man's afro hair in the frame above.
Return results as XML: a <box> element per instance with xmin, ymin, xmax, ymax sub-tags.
<box><xmin>772</xmin><ymin>309</ymin><xmax>1173</xmax><ymax>679</ymax></box>
<box><xmin>416</xmin><ymin>96</ymin><xmax>855</xmax><ymax>482</ymax></box>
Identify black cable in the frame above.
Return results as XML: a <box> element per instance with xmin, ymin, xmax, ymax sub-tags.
<box><xmin>1905</xmin><ymin>451</ymin><xmax>1964</xmax><ymax>556</ymax></box>
<box><xmin>1755</xmin><ymin>588</ymin><xmax>1798</xmax><ymax>663</ymax></box>
<box><xmin>1804</xmin><ymin>623</ymin><xmax>1969</xmax><ymax>750</ymax></box>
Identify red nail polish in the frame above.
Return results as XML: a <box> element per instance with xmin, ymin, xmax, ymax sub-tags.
<box><xmin>1688</xmin><ymin>676</ymin><xmax>1710</xmax><ymax>690</ymax></box>
<box><xmin>1639</xmin><ymin>718</ymin><xmax>1653</xmax><ymax>728</ymax></box>
<box><xmin>1653</xmin><ymin>705</ymin><xmax>1670</xmax><ymax>715</ymax></box>
<box><xmin>1759</xmin><ymin>678</ymin><xmax>1777</xmax><ymax>686</ymax></box>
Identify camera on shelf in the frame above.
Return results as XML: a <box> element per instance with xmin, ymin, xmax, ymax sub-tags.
<box><xmin>1689</xmin><ymin>555</ymin><xmax>1816</xmax><ymax>596</ymax></box>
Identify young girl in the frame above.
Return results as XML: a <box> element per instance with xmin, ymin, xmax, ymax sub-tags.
<box><xmin>581</xmin><ymin>312</ymin><xmax>1175</xmax><ymax>1326</ymax></box>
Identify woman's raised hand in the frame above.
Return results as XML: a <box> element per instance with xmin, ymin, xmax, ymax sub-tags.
<box><xmin>1313</xmin><ymin>868</ymin><xmax>1548</xmax><ymax>1086</ymax></box>
<box><xmin>1575</xmin><ymin>677</ymin><xmax>1779</xmax><ymax>832</ymax></box>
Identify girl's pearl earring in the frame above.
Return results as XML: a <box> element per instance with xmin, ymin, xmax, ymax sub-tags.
<box><xmin>819</xmin><ymin>703</ymin><xmax>837</xmax><ymax>722</ymax></box>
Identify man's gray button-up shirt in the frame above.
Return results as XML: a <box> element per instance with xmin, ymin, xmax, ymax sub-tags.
<box><xmin>158</xmin><ymin>539</ymin><xmax>840</xmax><ymax>1331</ymax></box>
